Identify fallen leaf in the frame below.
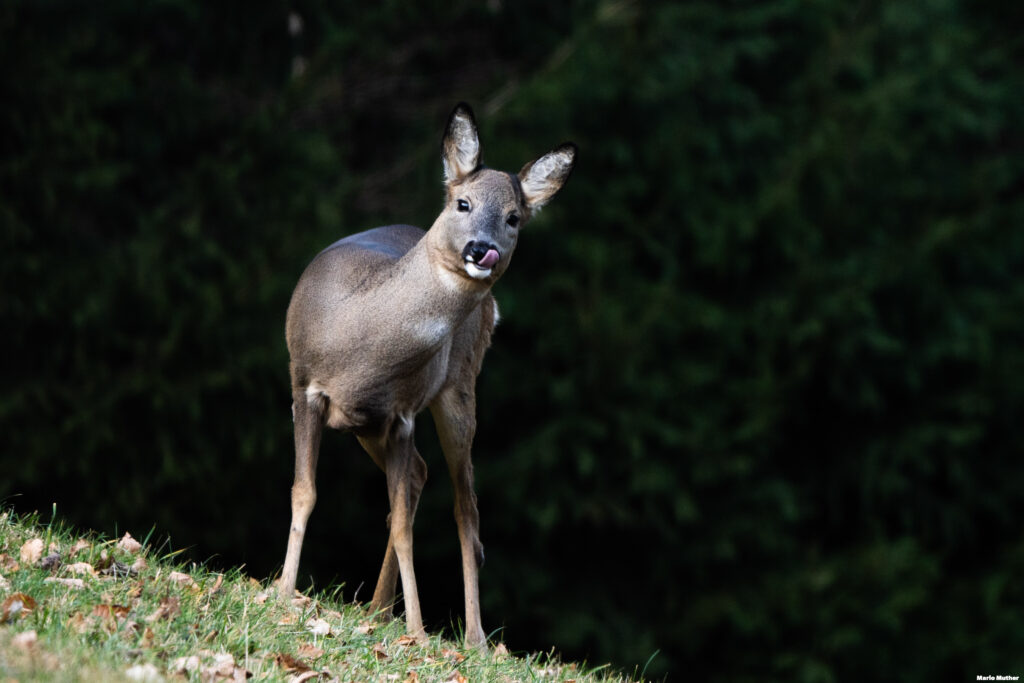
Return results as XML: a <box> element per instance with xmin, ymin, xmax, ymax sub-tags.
<box><xmin>274</xmin><ymin>653</ymin><xmax>312</xmax><ymax>673</ymax></box>
<box><xmin>207</xmin><ymin>573</ymin><xmax>224</xmax><ymax>595</ymax></box>
<box><xmin>168</xmin><ymin>571</ymin><xmax>197</xmax><ymax>588</ymax></box>
<box><xmin>140</xmin><ymin>626</ymin><xmax>156</xmax><ymax>648</ymax></box>
<box><xmin>0</xmin><ymin>553</ymin><xmax>19</xmax><ymax>572</ymax></box>
<box><xmin>296</xmin><ymin>643</ymin><xmax>324</xmax><ymax>660</ymax></box>
<box><xmin>441</xmin><ymin>648</ymin><xmax>466</xmax><ymax>663</ymax></box>
<box><xmin>277</xmin><ymin>613</ymin><xmax>298</xmax><ymax>625</ymax></box>
<box><xmin>125</xmin><ymin>663</ymin><xmax>163</xmax><ymax>682</ymax></box>
<box><xmin>444</xmin><ymin>672</ymin><xmax>467</xmax><ymax>683</ymax></box>
<box><xmin>93</xmin><ymin>604</ymin><xmax>131</xmax><ymax>620</ymax></box>
<box><xmin>69</xmin><ymin>539</ymin><xmax>91</xmax><ymax>557</ymax></box>
<box><xmin>44</xmin><ymin>577</ymin><xmax>84</xmax><ymax>589</ymax></box>
<box><xmin>145</xmin><ymin>596</ymin><xmax>181</xmax><ymax>623</ymax></box>
<box><xmin>202</xmin><ymin>652</ymin><xmax>235</xmax><ymax>678</ymax></box>
<box><xmin>372</xmin><ymin>642</ymin><xmax>390</xmax><ymax>661</ymax></box>
<box><xmin>354</xmin><ymin>622</ymin><xmax>375</xmax><ymax>635</ymax></box>
<box><xmin>12</xmin><ymin>629</ymin><xmax>37</xmax><ymax>651</ymax></box>
<box><xmin>20</xmin><ymin>538</ymin><xmax>44</xmax><ymax>564</ymax></box>
<box><xmin>66</xmin><ymin>562</ymin><xmax>96</xmax><ymax>576</ymax></box>
<box><xmin>131</xmin><ymin>557</ymin><xmax>148</xmax><ymax>573</ymax></box>
<box><xmin>170</xmin><ymin>655</ymin><xmax>200</xmax><ymax>674</ymax></box>
<box><xmin>404</xmin><ymin>672</ymin><xmax>420</xmax><ymax>683</ymax></box>
<box><xmin>248</xmin><ymin>577</ymin><xmax>262</xmax><ymax>588</ymax></box>
<box><xmin>118</xmin><ymin>532</ymin><xmax>143</xmax><ymax>554</ymax></box>
<box><xmin>492</xmin><ymin>642</ymin><xmax>509</xmax><ymax>656</ymax></box>
<box><xmin>289</xmin><ymin>672</ymin><xmax>322</xmax><ymax>683</ymax></box>
<box><xmin>305</xmin><ymin>617</ymin><xmax>331</xmax><ymax>636</ymax></box>
<box><xmin>1</xmin><ymin>593</ymin><xmax>37</xmax><ymax>623</ymax></box>
<box><xmin>66</xmin><ymin>612</ymin><xmax>92</xmax><ymax>633</ymax></box>
<box><xmin>253</xmin><ymin>591</ymin><xmax>271</xmax><ymax>605</ymax></box>
<box><xmin>291</xmin><ymin>592</ymin><xmax>313</xmax><ymax>608</ymax></box>
<box><xmin>394</xmin><ymin>634</ymin><xmax>419</xmax><ymax>647</ymax></box>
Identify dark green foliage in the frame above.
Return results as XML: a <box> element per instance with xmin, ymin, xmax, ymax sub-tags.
<box><xmin>2</xmin><ymin>1</ymin><xmax>1023</xmax><ymax>680</ymax></box>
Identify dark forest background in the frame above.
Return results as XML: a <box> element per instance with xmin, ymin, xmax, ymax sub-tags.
<box><xmin>3</xmin><ymin>0</ymin><xmax>1024</xmax><ymax>679</ymax></box>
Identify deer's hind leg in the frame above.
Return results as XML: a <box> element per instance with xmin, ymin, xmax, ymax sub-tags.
<box><xmin>279</xmin><ymin>387</ymin><xmax>326</xmax><ymax>599</ymax></box>
<box><xmin>363</xmin><ymin>435</ymin><xmax>428</xmax><ymax>620</ymax></box>
<box><xmin>359</xmin><ymin>417</ymin><xmax>428</xmax><ymax>640</ymax></box>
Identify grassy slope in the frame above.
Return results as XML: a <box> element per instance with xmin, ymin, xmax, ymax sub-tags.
<box><xmin>0</xmin><ymin>509</ymin><xmax>639</xmax><ymax>682</ymax></box>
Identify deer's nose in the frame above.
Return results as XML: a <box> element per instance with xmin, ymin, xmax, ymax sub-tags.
<box><xmin>462</xmin><ymin>241</ymin><xmax>500</xmax><ymax>268</ymax></box>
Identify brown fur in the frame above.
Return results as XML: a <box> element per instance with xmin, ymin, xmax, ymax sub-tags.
<box><xmin>278</xmin><ymin>103</ymin><xmax>575</xmax><ymax>648</ymax></box>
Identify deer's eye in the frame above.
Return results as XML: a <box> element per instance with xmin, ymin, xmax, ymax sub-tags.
<box><xmin>507</xmin><ymin>214</ymin><xmax>520</xmax><ymax>228</ymax></box>
<box><xmin>456</xmin><ymin>199</ymin><xmax>470</xmax><ymax>212</ymax></box>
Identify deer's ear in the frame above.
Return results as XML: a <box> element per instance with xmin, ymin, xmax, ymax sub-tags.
<box><xmin>518</xmin><ymin>143</ymin><xmax>577</xmax><ymax>211</ymax></box>
<box><xmin>442</xmin><ymin>103</ymin><xmax>481</xmax><ymax>183</ymax></box>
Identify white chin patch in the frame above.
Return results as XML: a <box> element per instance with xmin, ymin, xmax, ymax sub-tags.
<box><xmin>464</xmin><ymin>262</ymin><xmax>492</xmax><ymax>279</ymax></box>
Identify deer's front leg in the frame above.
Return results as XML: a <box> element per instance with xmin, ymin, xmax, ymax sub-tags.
<box><xmin>431</xmin><ymin>390</ymin><xmax>487</xmax><ymax>648</ymax></box>
<box><xmin>280</xmin><ymin>389</ymin><xmax>325</xmax><ymax>599</ymax></box>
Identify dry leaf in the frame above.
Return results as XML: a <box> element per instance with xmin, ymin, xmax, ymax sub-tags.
<box><xmin>66</xmin><ymin>562</ymin><xmax>96</xmax><ymax>576</ymax></box>
<box><xmin>125</xmin><ymin>663</ymin><xmax>163</xmax><ymax>682</ymax></box>
<box><xmin>394</xmin><ymin>634</ymin><xmax>419</xmax><ymax>647</ymax></box>
<box><xmin>131</xmin><ymin>557</ymin><xmax>148</xmax><ymax>573</ymax></box>
<box><xmin>443</xmin><ymin>672</ymin><xmax>467</xmax><ymax>683</ymax></box>
<box><xmin>118</xmin><ymin>532</ymin><xmax>143</xmax><ymax>554</ymax></box>
<box><xmin>66</xmin><ymin>612</ymin><xmax>92</xmax><ymax>633</ymax></box>
<box><xmin>441</xmin><ymin>649</ymin><xmax>466</xmax><ymax>663</ymax></box>
<box><xmin>404</xmin><ymin>672</ymin><xmax>420</xmax><ymax>683</ymax></box>
<box><xmin>44</xmin><ymin>577</ymin><xmax>84</xmax><ymax>589</ymax></box>
<box><xmin>93</xmin><ymin>604</ymin><xmax>131</xmax><ymax>620</ymax></box>
<box><xmin>0</xmin><ymin>553</ymin><xmax>19</xmax><ymax>572</ymax></box>
<box><xmin>354</xmin><ymin>622</ymin><xmax>375</xmax><ymax>635</ymax></box>
<box><xmin>248</xmin><ymin>577</ymin><xmax>262</xmax><ymax>588</ymax></box>
<box><xmin>203</xmin><ymin>652</ymin><xmax>235</xmax><ymax>678</ymax></box>
<box><xmin>12</xmin><ymin>629</ymin><xmax>37</xmax><ymax>651</ymax></box>
<box><xmin>254</xmin><ymin>591</ymin><xmax>271</xmax><ymax>605</ymax></box>
<box><xmin>20</xmin><ymin>538</ymin><xmax>44</xmax><ymax>564</ymax></box>
<box><xmin>69</xmin><ymin>539</ymin><xmax>92</xmax><ymax>557</ymax></box>
<box><xmin>168</xmin><ymin>571</ymin><xmax>196</xmax><ymax>586</ymax></box>
<box><xmin>207</xmin><ymin>573</ymin><xmax>224</xmax><ymax>595</ymax></box>
<box><xmin>2</xmin><ymin>593</ymin><xmax>37</xmax><ymax>623</ymax></box>
<box><xmin>296</xmin><ymin>643</ymin><xmax>324</xmax><ymax>660</ymax></box>
<box><xmin>274</xmin><ymin>653</ymin><xmax>312</xmax><ymax>673</ymax></box>
<box><xmin>493</xmin><ymin>642</ymin><xmax>509</xmax><ymax>657</ymax></box>
<box><xmin>140</xmin><ymin>626</ymin><xmax>156</xmax><ymax>648</ymax></box>
<box><xmin>170</xmin><ymin>655</ymin><xmax>200</xmax><ymax>674</ymax></box>
<box><xmin>289</xmin><ymin>672</ymin><xmax>322</xmax><ymax>683</ymax></box>
<box><xmin>277</xmin><ymin>612</ymin><xmax>298</xmax><ymax>625</ymax></box>
<box><xmin>145</xmin><ymin>595</ymin><xmax>181</xmax><ymax>623</ymax></box>
<box><xmin>305</xmin><ymin>617</ymin><xmax>331</xmax><ymax>636</ymax></box>
<box><xmin>291</xmin><ymin>592</ymin><xmax>313</xmax><ymax>608</ymax></box>
<box><xmin>372</xmin><ymin>642</ymin><xmax>390</xmax><ymax>661</ymax></box>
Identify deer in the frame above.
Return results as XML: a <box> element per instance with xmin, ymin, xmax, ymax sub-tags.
<box><xmin>278</xmin><ymin>102</ymin><xmax>576</xmax><ymax>647</ymax></box>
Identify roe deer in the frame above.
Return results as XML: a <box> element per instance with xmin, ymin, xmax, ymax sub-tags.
<box><xmin>279</xmin><ymin>103</ymin><xmax>576</xmax><ymax>647</ymax></box>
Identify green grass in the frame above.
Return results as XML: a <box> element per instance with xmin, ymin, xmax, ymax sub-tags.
<box><xmin>0</xmin><ymin>508</ymin><xmax>639</xmax><ymax>682</ymax></box>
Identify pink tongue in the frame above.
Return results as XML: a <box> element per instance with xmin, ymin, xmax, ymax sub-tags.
<box><xmin>478</xmin><ymin>249</ymin><xmax>500</xmax><ymax>268</ymax></box>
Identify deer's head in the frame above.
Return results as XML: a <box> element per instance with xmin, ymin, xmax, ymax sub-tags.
<box><xmin>431</xmin><ymin>103</ymin><xmax>576</xmax><ymax>284</ymax></box>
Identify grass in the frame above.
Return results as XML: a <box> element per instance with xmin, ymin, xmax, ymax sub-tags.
<box><xmin>0</xmin><ymin>508</ymin><xmax>639</xmax><ymax>682</ymax></box>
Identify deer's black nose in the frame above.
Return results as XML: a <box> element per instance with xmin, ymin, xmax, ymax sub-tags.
<box><xmin>462</xmin><ymin>241</ymin><xmax>498</xmax><ymax>265</ymax></box>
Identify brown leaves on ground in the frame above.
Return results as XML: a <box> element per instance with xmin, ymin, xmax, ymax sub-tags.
<box><xmin>274</xmin><ymin>653</ymin><xmax>312</xmax><ymax>673</ymax></box>
<box><xmin>117</xmin><ymin>532</ymin><xmax>143</xmax><ymax>554</ymax></box>
<box><xmin>1</xmin><ymin>592</ymin><xmax>37</xmax><ymax>623</ymax></box>
<box><xmin>145</xmin><ymin>595</ymin><xmax>181</xmax><ymax>623</ymax></box>
<box><xmin>167</xmin><ymin>571</ymin><xmax>197</xmax><ymax>589</ymax></box>
<box><xmin>172</xmin><ymin>651</ymin><xmax>250</xmax><ymax>681</ymax></box>
<box><xmin>19</xmin><ymin>538</ymin><xmax>43</xmax><ymax>565</ymax></box>
<box><xmin>0</xmin><ymin>553</ymin><xmax>19</xmax><ymax>572</ymax></box>
<box><xmin>296</xmin><ymin>643</ymin><xmax>324</xmax><ymax>660</ymax></box>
